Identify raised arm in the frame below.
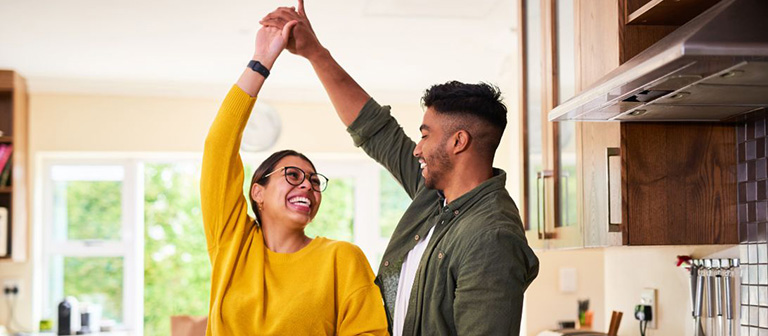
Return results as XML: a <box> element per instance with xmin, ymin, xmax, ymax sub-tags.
<box><xmin>261</xmin><ymin>2</ymin><xmax>424</xmax><ymax>197</ymax></box>
<box><xmin>260</xmin><ymin>0</ymin><xmax>369</xmax><ymax>127</ymax></box>
<box><xmin>201</xmin><ymin>23</ymin><xmax>295</xmax><ymax>254</ymax></box>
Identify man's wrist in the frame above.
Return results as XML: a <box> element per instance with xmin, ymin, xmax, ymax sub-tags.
<box><xmin>306</xmin><ymin>47</ymin><xmax>331</xmax><ymax>64</ymax></box>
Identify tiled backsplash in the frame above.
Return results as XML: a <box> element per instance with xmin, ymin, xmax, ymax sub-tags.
<box><xmin>738</xmin><ymin>113</ymin><xmax>768</xmax><ymax>335</ymax></box>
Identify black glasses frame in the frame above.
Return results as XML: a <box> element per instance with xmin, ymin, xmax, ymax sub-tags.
<box><xmin>262</xmin><ymin>166</ymin><xmax>329</xmax><ymax>192</ymax></box>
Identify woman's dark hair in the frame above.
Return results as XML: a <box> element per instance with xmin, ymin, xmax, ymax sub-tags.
<box><xmin>249</xmin><ymin>149</ymin><xmax>316</xmax><ymax>225</ymax></box>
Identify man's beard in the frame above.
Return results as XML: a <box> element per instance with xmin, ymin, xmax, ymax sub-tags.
<box><xmin>424</xmin><ymin>146</ymin><xmax>452</xmax><ymax>190</ymax></box>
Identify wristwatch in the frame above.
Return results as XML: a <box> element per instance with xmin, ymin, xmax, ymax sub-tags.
<box><xmin>247</xmin><ymin>60</ymin><xmax>270</xmax><ymax>79</ymax></box>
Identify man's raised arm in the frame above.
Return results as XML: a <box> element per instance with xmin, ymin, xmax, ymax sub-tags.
<box><xmin>261</xmin><ymin>0</ymin><xmax>369</xmax><ymax>127</ymax></box>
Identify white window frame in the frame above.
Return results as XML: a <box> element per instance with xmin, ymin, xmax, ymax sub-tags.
<box><xmin>37</xmin><ymin>152</ymin><xmax>398</xmax><ymax>335</ymax></box>
<box><xmin>40</xmin><ymin>157</ymin><xmax>144</xmax><ymax>335</ymax></box>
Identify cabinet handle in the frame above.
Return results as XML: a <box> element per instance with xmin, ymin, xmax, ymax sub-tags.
<box><xmin>606</xmin><ymin>148</ymin><xmax>621</xmax><ymax>232</ymax></box>
<box><xmin>536</xmin><ymin>170</ymin><xmax>555</xmax><ymax>239</ymax></box>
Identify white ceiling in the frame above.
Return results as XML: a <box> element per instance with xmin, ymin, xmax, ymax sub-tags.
<box><xmin>0</xmin><ymin>0</ymin><xmax>518</xmax><ymax>102</ymax></box>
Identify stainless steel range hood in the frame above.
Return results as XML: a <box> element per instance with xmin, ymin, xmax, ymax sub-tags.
<box><xmin>549</xmin><ymin>0</ymin><xmax>768</xmax><ymax>122</ymax></box>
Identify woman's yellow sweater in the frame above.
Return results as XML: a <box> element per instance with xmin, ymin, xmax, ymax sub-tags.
<box><xmin>200</xmin><ymin>85</ymin><xmax>389</xmax><ymax>336</ymax></box>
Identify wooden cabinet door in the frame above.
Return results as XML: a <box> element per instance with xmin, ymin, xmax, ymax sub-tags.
<box><xmin>520</xmin><ymin>0</ymin><xmax>583</xmax><ymax>249</ymax></box>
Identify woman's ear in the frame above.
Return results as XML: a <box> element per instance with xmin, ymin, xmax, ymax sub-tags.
<box><xmin>251</xmin><ymin>183</ymin><xmax>265</xmax><ymax>205</ymax></box>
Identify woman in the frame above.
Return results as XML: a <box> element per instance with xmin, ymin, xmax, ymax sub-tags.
<box><xmin>200</xmin><ymin>21</ymin><xmax>388</xmax><ymax>335</ymax></box>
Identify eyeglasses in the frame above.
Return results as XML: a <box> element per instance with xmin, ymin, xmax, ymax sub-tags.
<box><xmin>262</xmin><ymin>166</ymin><xmax>329</xmax><ymax>192</ymax></box>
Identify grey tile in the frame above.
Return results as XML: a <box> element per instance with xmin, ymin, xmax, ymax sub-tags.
<box><xmin>745</xmin><ymin>285</ymin><xmax>752</xmax><ymax>304</ymax></box>
<box><xmin>750</xmin><ymin>182</ymin><xmax>759</xmax><ymax>202</ymax></box>
<box><xmin>743</xmin><ymin>163</ymin><xmax>752</xmax><ymax>182</ymax></box>
<box><xmin>753</xmin><ymin>306</ymin><xmax>760</xmax><ymax>326</ymax></box>
<box><xmin>759</xmin><ymin>158</ymin><xmax>768</xmax><ymax>180</ymax></box>
<box><xmin>744</xmin><ymin>305</ymin><xmax>751</xmax><ymax>325</ymax></box>
<box><xmin>759</xmin><ymin>136</ymin><xmax>767</xmax><ymax>158</ymax></box>
<box><xmin>740</xmin><ymin>124</ymin><xmax>748</xmax><ymax>143</ymax></box>
<box><xmin>761</xmin><ymin>181</ymin><xmax>768</xmax><ymax>200</ymax></box>
<box><xmin>760</xmin><ymin>223</ymin><xmax>768</xmax><ymax>243</ymax></box>
<box><xmin>745</xmin><ymin>268</ymin><xmax>752</xmax><ymax>285</ymax></box>
<box><xmin>760</xmin><ymin>265</ymin><xmax>768</xmax><ymax>284</ymax></box>
<box><xmin>752</xmin><ymin>245</ymin><xmax>760</xmax><ymax>264</ymax></box>
<box><xmin>741</xmin><ymin>142</ymin><xmax>748</xmax><ymax>162</ymax></box>
<box><xmin>761</xmin><ymin>286</ymin><xmax>768</xmax><ymax>306</ymax></box>
<box><xmin>746</xmin><ymin>226</ymin><xmax>754</xmax><ymax>243</ymax></box>
<box><xmin>745</xmin><ymin>245</ymin><xmax>752</xmax><ymax>263</ymax></box>
<box><xmin>760</xmin><ymin>307</ymin><xmax>768</xmax><ymax>327</ymax></box>
<box><xmin>752</xmin><ymin>161</ymin><xmax>759</xmax><ymax>181</ymax></box>
<box><xmin>760</xmin><ymin>329</ymin><xmax>768</xmax><ymax>336</ymax></box>
<box><xmin>752</xmin><ymin>264</ymin><xmax>760</xmax><ymax>284</ymax></box>
<box><xmin>744</xmin><ymin>326</ymin><xmax>750</xmax><ymax>336</ymax></box>
<box><xmin>752</xmin><ymin>283</ymin><xmax>760</xmax><ymax>303</ymax></box>
<box><xmin>753</xmin><ymin>224</ymin><xmax>761</xmax><ymax>243</ymax></box>
<box><xmin>749</xmin><ymin>140</ymin><xmax>759</xmax><ymax>161</ymax></box>
<box><xmin>752</xmin><ymin>203</ymin><xmax>759</xmax><ymax>223</ymax></box>
<box><xmin>760</xmin><ymin>244</ymin><xmax>767</xmax><ymax>263</ymax></box>
<box><xmin>743</xmin><ymin>204</ymin><xmax>751</xmax><ymax>224</ymax></box>
<box><xmin>758</xmin><ymin>119</ymin><xmax>766</xmax><ymax>139</ymax></box>
<box><xmin>753</xmin><ymin>327</ymin><xmax>760</xmax><ymax>336</ymax></box>
<box><xmin>759</xmin><ymin>203</ymin><xmax>768</xmax><ymax>223</ymax></box>
<box><xmin>750</xmin><ymin>121</ymin><xmax>757</xmax><ymax>141</ymax></box>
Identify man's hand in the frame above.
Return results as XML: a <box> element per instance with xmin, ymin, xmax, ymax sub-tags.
<box><xmin>254</xmin><ymin>20</ymin><xmax>297</xmax><ymax>69</ymax></box>
<box><xmin>260</xmin><ymin>0</ymin><xmax>325</xmax><ymax>60</ymax></box>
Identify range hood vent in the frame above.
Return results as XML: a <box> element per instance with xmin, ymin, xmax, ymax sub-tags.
<box><xmin>549</xmin><ymin>0</ymin><xmax>768</xmax><ymax>122</ymax></box>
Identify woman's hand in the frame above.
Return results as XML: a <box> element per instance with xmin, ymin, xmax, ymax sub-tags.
<box><xmin>253</xmin><ymin>19</ymin><xmax>298</xmax><ymax>70</ymax></box>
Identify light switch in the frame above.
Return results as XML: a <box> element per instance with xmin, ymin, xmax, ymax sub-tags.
<box><xmin>559</xmin><ymin>267</ymin><xmax>577</xmax><ymax>293</ymax></box>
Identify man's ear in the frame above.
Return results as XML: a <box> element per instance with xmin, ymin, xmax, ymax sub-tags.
<box><xmin>250</xmin><ymin>183</ymin><xmax>265</xmax><ymax>204</ymax></box>
<box><xmin>451</xmin><ymin>130</ymin><xmax>471</xmax><ymax>154</ymax></box>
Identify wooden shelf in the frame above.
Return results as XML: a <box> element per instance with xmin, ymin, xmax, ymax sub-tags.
<box><xmin>0</xmin><ymin>136</ymin><xmax>12</xmax><ymax>143</ymax></box>
<box><xmin>627</xmin><ymin>0</ymin><xmax>721</xmax><ymax>25</ymax></box>
<box><xmin>0</xmin><ymin>187</ymin><xmax>12</xmax><ymax>193</ymax></box>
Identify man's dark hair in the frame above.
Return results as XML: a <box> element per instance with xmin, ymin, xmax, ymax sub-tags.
<box><xmin>249</xmin><ymin>149</ymin><xmax>316</xmax><ymax>226</ymax></box>
<box><xmin>421</xmin><ymin>81</ymin><xmax>507</xmax><ymax>158</ymax></box>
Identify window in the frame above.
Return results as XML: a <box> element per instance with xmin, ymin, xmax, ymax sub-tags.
<box><xmin>40</xmin><ymin>154</ymin><xmax>410</xmax><ymax>335</ymax></box>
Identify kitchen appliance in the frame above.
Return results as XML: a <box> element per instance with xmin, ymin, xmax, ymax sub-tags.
<box><xmin>549</xmin><ymin>0</ymin><xmax>768</xmax><ymax>122</ymax></box>
<box><xmin>58</xmin><ymin>296</ymin><xmax>80</xmax><ymax>335</ymax></box>
<box><xmin>689</xmin><ymin>258</ymin><xmax>739</xmax><ymax>336</ymax></box>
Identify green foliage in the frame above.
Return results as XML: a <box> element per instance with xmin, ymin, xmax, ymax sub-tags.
<box><xmin>378</xmin><ymin>169</ymin><xmax>410</xmax><ymax>238</ymax></box>
<box><xmin>62</xmin><ymin>257</ymin><xmax>123</xmax><ymax>322</ymax></box>
<box><xmin>143</xmin><ymin>163</ymin><xmax>210</xmax><ymax>336</ymax></box>
<box><xmin>60</xmin><ymin>180</ymin><xmax>122</xmax><ymax>240</ymax></box>
<box><xmin>306</xmin><ymin>178</ymin><xmax>354</xmax><ymax>241</ymax></box>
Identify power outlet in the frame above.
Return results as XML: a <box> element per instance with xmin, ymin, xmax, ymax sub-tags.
<box><xmin>3</xmin><ymin>278</ymin><xmax>21</xmax><ymax>297</ymax></box>
<box><xmin>640</xmin><ymin>288</ymin><xmax>657</xmax><ymax>329</ymax></box>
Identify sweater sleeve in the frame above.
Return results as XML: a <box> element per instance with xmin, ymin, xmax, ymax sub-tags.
<box><xmin>336</xmin><ymin>245</ymin><xmax>390</xmax><ymax>336</ymax></box>
<box><xmin>200</xmin><ymin>85</ymin><xmax>256</xmax><ymax>259</ymax></box>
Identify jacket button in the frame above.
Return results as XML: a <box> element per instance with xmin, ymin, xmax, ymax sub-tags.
<box><xmin>384</xmin><ymin>260</ymin><xmax>390</xmax><ymax>267</ymax></box>
<box><xmin>454</xmin><ymin>210</ymin><xmax>460</xmax><ymax>215</ymax></box>
<box><xmin>438</xmin><ymin>252</ymin><xmax>444</xmax><ymax>259</ymax></box>
<box><xmin>414</xmin><ymin>234</ymin><xmax>420</xmax><ymax>241</ymax></box>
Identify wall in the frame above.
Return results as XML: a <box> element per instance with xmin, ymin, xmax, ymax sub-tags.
<box><xmin>0</xmin><ymin>82</ymin><xmax>520</xmax><ymax>331</ymax></box>
<box><xmin>525</xmin><ymin>245</ymin><xmax>737</xmax><ymax>336</ymax></box>
<box><xmin>737</xmin><ymin>113</ymin><xmax>768</xmax><ymax>335</ymax></box>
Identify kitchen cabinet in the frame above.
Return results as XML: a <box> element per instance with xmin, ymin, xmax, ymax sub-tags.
<box><xmin>519</xmin><ymin>0</ymin><xmax>581</xmax><ymax>249</ymax></box>
<box><xmin>576</xmin><ymin>0</ymin><xmax>738</xmax><ymax>246</ymax></box>
<box><xmin>0</xmin><ymin>70</ymin><xmax>29</xmax><ymax>261</ymax></box>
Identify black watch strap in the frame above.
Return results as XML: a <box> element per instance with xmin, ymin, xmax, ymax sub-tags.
<box><xmin>247</xmin><ymin>60</ymin><xmax>270</xmax><ymax>78</ymax></box>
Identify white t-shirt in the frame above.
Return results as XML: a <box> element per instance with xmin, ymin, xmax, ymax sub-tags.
<box><xmin>392</xmin><ymin>225</ymin><xmax>436</xmax><ymax>336</ymax></box>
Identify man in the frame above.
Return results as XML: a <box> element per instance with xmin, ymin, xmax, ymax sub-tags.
<box><xmin>262</xmin><ymin>3</ymin><xmax>539</xmax><ymax>335</ymax></box>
